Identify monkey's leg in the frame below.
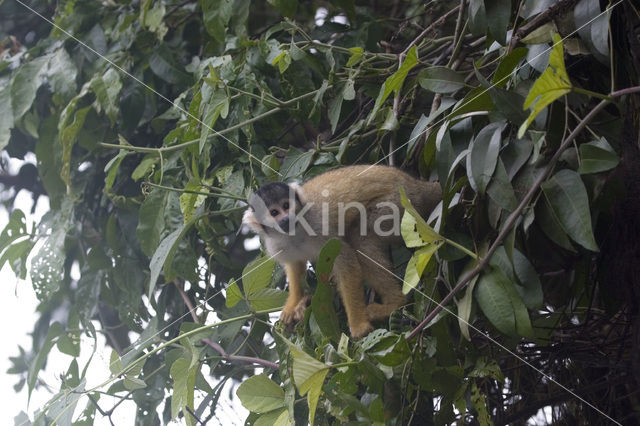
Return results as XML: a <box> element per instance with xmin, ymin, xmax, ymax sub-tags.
<box><xmin>280</xmin><ymin>261</ymin><xmax>309</xmax><ymax>324</ymax></box>
<box><xmin>334</xmin><ymin>245</ymin><xmax>374</xmax><ymax>339</ymax></box>
<box><xmin>356</xmin><ymin>245</ymin><xmax>406</xmax><ymax>321</ymax></box>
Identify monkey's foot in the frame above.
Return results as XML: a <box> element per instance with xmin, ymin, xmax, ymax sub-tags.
<box><xmin>349</xmin><ymin>322</ymin><xmax>374</xmax><ymax>339</ymax></box>
<box><xmin>280</xmin><ymin>295</ymin><xmax>311</xmax><ymax>325</ymax></box>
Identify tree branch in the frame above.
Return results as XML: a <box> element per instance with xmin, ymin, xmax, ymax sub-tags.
<box><xmin>201</xmin><ymin>338</ymin><xmax>279</xmax><ymax>369</ymax></box>
<box><xmin>508</xmin><ymin>0</ymin><xmax>580</xmax><ymax>52</ymax></box>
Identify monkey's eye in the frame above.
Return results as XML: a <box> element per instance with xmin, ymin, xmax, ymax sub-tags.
<box><xmin>282</xmin><ymin>201</ymin><xmax>289</xmax><ymax>210</ymax></box>
<box><xmin>270</xmin><ymin>209</ymin><xmax>279</xmax><ymax>217</ymax></box>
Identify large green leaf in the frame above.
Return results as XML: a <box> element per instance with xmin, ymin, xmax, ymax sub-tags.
<box><xmin>288</xmin><ymin>343</ymin><xmax>329</xmax><ymax>425</ymax></box>
<box><xmin>11</xmin><ymin>56</ymin><xmax>49</xmax><ymax>120</ymax></box>
<box><xmin>577</xmin><ymin>137</ymin><xmax>619</xmax><ymax>174</ymax></box>
<box><xmin>475</xmin><ymin>269</ymin><xmax>532</xmax><ymax>337</ymax></box>
<box><xmin>242</xmin><ymin>255</ymin><xmax>276</xmax><ymax>296</ymax></box>
<box><xmin>467</xmin><ymin>123</ymin><xmax>502</xmax><ymax>196</ymax></box>
<box><xmin>237</xmin><ymin>374</ymin><xmax>286</xmax><ymax>413</ymax></box>
<box><xmin>541</xmin><ymin>169</ymin><xmax>598</xmax><ymax>251</ymax></box>
<box><xmin>485</xmin><ymin>0</ymin><xmax>511</xmax><ymax>45</ymax></box>
<box><xmin>136</xmin><ymin>189</ymin><xmax>168</xmax><ymax>257</ymax></box>
<box><xmin>311</xmin><ymin>239</ymin><xmax>342</xmax><ymax>342</ymax></box>
<box><xmin>27</xmin><ymin>322</ymin><xmax>63</xmax><ymax>401</ymax></box>
<box><xmin>148</xmin><ymin>224</ymin><xmax>189</xmax><ymax>299</ymax></box>
<box><xmin>418</xmin><ymin>67</ymin><xmax>465</xmax><ymax>94</ymax></box>
<box><xmin>170</xmin><ymin>358</ymin><xmax>197</xmax><ymax>426</ymax></box>
<box><xmin>367</xmin><ymin>46</ymin><xmax>419</xmax><ymax>125</ymax></box>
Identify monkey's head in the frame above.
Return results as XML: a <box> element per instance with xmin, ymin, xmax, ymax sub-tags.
<box><xmin>243</xmin><ymin>181</ymin><xmax>305</xmax><ymax>235</ymax></box>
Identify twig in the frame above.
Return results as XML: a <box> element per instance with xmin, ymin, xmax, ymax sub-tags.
<box><xmin>400</xmin><ymin>5</ymin><xmax>462</xmax><ymax>58</ymax></box>
<box><xmin>98</xmin><ymin>86</ymin><xmax>327</xmax><ymax>154</ymax></box>
<box><xmin>172</xmin><ymin>279</ymin><xmax>279</xmax><ymax>369</ymax></box>
<box><xmin>201</xmin><ymin>338</ymin><xmax>279</xmax><ymax>369</ymax></box>
<box><xmin>407</xmin><ymin>85</ymin><xmax>640</xmax><ymax>341</ymax></box>
<box><xmin>144</xmin><ymin>181</ymin><xmax>245</xmax><ymax>201</ymax></box>
<box><xmin>174</xmin><ymin>279</ymin><xmax>199</xmax><ymax>323</ymax></box>
<box><xmin>508</xmin><ymin>0</ymin><xmax>580</xmax><ymax>53</ymax></box>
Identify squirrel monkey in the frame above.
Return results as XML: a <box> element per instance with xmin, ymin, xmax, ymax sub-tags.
<box><xmin>243</xmin><ymin>165</ymin><xmax>441</xmax><ymax>338</ymax></box>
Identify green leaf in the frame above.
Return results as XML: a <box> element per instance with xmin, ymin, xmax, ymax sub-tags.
<box><xmin>56</xmin><ymin>331</ymin><xmax>80</xmax><ymax>357</ymax></box>
<box><xmin>346</xmin><ymin>47</ymin><xmax>364</xmax><ymax>67</ymax></box>
<box><xmin>288</xmin><ymin>343</ymin><xmax>329</xmax><ymax>425</ymax></box>
<box><xmin>402</xmin><ymin>243</ymin><xmax>441</xmax><ymax>294</ymax></box>
<box><xmin>366</xmin><ymin>332</ymin><xmax>411</xmax><ymax>366</ymax></box>
<box><xmin>60</xmin><ymin>105</ymin><xmax>91</xmax><ymax>187</ymax></box>
<box><xmin>272</xmin><ymin>50</ymin><xmax>292</xmax><ymax>74</ymax></box>
<box><xmin>328</xmin><ymin>92</ymin><xmax>343</xmax><ymax>133</ymax></box>
<box><xmin>30</xmin><ymin>204</ymin><xmax>72</xmax><ymax>300</ymax></box>
<box><xmin>242</xmin><ymin>256</ymin><xmax>276</xmax><ymax>296</ymax></box>
<box><xmin>468</xmin><ymin>0</ymin><xmax>486</xmax><ymax>35</ymax></box>
<box><xmin>149</xmin><ymin>45</ymin><xmax>191</xmax><ymax>85</ymax></box>
<box><xmin>109</xmin><ymin>350</ymin><xmax>123</xmax><ymax>375</ymax></box>
<box><xmin>470</xmin><ymin>382</ymin><xmax>493</xmax><ymax>426</ymax></box>
<box><xmin>493</xmin><ymin>48</ymin><xmax>528</xmax><ymax>87</ymax></box>
<box><xmin>11</xmin><ymin>56</ymin><xmax>49</xmax><ymax>120</ymax></box>
<box><xmin>450</xmin><ymin>87</ymin><xmax>494</xmax><ymax>117</ymax></box>
<box><xmin>225</xmin><ymin>279</ymin><xmax>243</xmax><ymax>308</ymax></box>
<box><xmin>511</xmin><ymin>249</ymin><xmax>543</xmax><ymax>310</ymax></box>
<box><xmin>142</xmin><ymin>1</ymin><xmax>167</xmax><ymax>39</ymax></box>
<box><xmin>399</xmin><ymin>188</ymin><xmax>443</xmax><ymax>244</ymax></box>
<box><xmin>281</xmin><ymin>148</ymin><xmax>314</xmax><ymax>179</ymax></box>
<box><xmin>268</xmin><ymin>0</ymin><xmax>298</xmax><ymax>17</ymax></box>
<box><xmin>236</xmin><ymin>374</ymin><xmax>286</xmax><ymax>413</ymax></box>
<box><xmin>148</xmin><ymin>224</ymin><xmax>187</xmax><ymax>299</ymax></box>
<box><xmin>0</xmin><ymin>238</ymin><xmax>34</xmax><ymax>279</ymax></box>
<box><xmin>537</xmin><ymin>196</ymin><xmax>576</xmax><ymax>251</ymax></box>
<box><xmin>0</xmin><ymin>209</ymin><xmax>28</xmax><ymax>250</ymax></box>
<box><xmin>467</xmin><ymin>123</ymin><xmax>502</xmax><ymax>196</ymax></box>
<box><xmin>518</xmin><ymin>34</ymin><xmax>572</xmax><ymax>138</ymax></box>
<box><xmin>475</xmin><ymin>269</ymin><xmax>517</xmax><ymax>337</ymax></box>
<box><xmin>255</xmin><ymin>408</ymin><xmax>289</xmax><ymax>426</ymax></box>
<box><xmin>248</xmin><ymin>288</ymin><xmax>288</xmax><ymax>311</ymax></box>
<box><xmin>124</xmin><ymin>376</ymin><xmax>147</xmax><ymax>391</ymax></box>
<box><xmin>170</xmin><ymin>358</ymin><xmax>197</xmax><ymax>426</ymax></box>
<box><xmin>179</xmin><ymin>180</ymin><xmax>208</xmax><ymax>223</ymax></box>
<box><xmin>578</xmin><ymin>137</ymin><xmax>619</xmax><ymax>174</ymax></box>
<box><xmin>27</xmin><ymin>322</ymin><xmax>63</xmax><ymax>401</ymax></box>
<box><xmin>136</xmin><ymin>189</ymin><xmax>168</xmax><ymax>257</ymax></box>
<box><xmin>367</xmin><ymin>46</ymin><xmax>419</xmax><ymax>125</ymax></box>
<box><xmin>485</xmin><ymin>0</ymin><xmax>511</xmax><ymax>45</ymax></box>
<box><xmin>476</xmin><ymin>268</ymin><xmax>533</xmax><ymax>338</ymax></box>
<box><xmin>575</xmin><ymin>0</ymin><xmax>609</xmax><ymax>61</ymax></box>
<box><xmin>541</xmin><ymin>169</ymin><xmax>598</xmax><ymax>251</ymax></box>
<box><xmin>104</xmin><ymin>150</ymin><xmax>127</xmax><ymax>191</ymax></box>
<box><xmin>456</xmin><ymin>273</ymin><xmax>479</xmax><ymax>341</ymax></box>
<box><xmin>0</xmin><ymin>83</ymin><xmax>13</xmax><ymax>150</ymax></box>
<box><xmin>311</xmin><ymin>239</ymin><xmax>342</xmax><ymax>342</ymax></box>
<box><xmin>486</xmin><ymin>159</ymin><xmax>518</xmax><ymax>211</ymax></box>
<box><xmin>521</xmin><ymin>23</ymin><xmax>555</xmax><ymax>44</ymax></box>
<box><xmin>91</xmin><ymin>68</ymin><xmax>122</xmax><ymax>125</ymax></box>
<box><xmin>418</xmin><ymin>67</ymin><xmax>465</xmax><ymax>93</ymax></box>
<box><xmin>202</xmin><ymin>0</ymin><xmax>233</xmax><ymax>42</ymax></box>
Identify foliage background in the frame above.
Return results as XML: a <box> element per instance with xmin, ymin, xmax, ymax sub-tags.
<box><xmin>1</xmin><ymin>0</ymin><xmax>639</xmax><ymax>424</ymax></box>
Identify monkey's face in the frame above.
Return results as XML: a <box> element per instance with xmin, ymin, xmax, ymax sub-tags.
<box><xmin>243</xmin><ymin>182</ymin><xmax>302</xmax><ymax>235</ymax></box>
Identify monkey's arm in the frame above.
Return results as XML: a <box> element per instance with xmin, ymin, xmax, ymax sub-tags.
<box><xmin>280</xmin><ymin>261</ymin><xmax>309</xmax><ymax>324</ymax></box>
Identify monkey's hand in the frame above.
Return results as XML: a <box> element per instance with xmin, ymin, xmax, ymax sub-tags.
<box><xmin>280</xmin><ymin>295</ymin><xmax>310</xmax><ymax>325</ymax></box>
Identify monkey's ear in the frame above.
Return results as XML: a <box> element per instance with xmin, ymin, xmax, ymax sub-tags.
<box><xmin>290</xmin><ymin>182</ymin><xmax>307</xmax><ymax>205</ymax></box>
<box><xmin>242</xmin><ymin>209</ymin><xmax>263</xmax><ymax>234</ymax></box>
